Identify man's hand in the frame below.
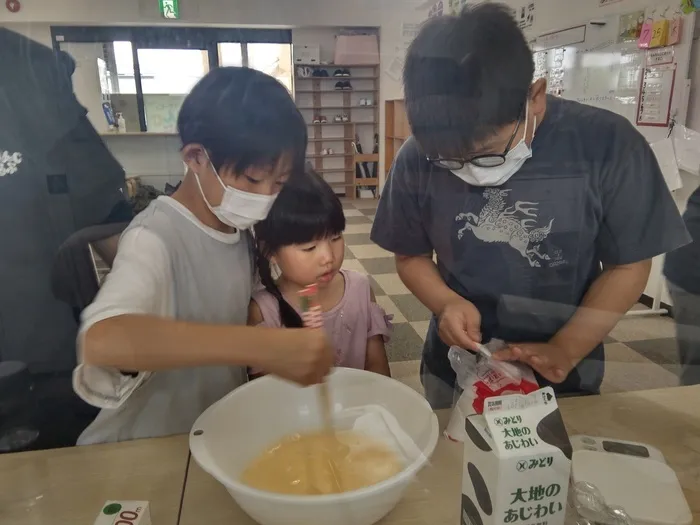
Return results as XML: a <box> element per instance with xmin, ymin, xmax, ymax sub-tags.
<box><xmin>492</xmin><ymin>342</ymin><xmax>577</xmax><ymax>384</ymax></box>
<box><xmin>437</xmin><ymin>298</ymin><xmax>482</xmax><ymax>351</ymax></box>
<box><xmin>262</xmin><ymin>328</ymin><xmax>334</xmax><ymax>386</ymax></box>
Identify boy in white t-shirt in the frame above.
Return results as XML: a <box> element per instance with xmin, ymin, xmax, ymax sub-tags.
<box><xmin>73</xmin><ymin>67</ymin><xmax>332</xmax><ymax>444</ymax></box>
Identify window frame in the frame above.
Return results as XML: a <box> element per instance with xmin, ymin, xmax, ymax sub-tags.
<box><xmin>51</xmin><ymin>26</ymin><xmax>292</xmax><ymax>132</ymax></box>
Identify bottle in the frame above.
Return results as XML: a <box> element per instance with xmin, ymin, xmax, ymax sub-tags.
<box><xmin>116</xmin><ymin>113</ymin><xmax>126</xmax><ymax>133</ymax></box>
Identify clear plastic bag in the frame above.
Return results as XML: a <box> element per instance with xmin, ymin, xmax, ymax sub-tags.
<box><xmin>444</xmin><ymin>341</ymin><xmax>539</xmax><ymax>442</ymax></box>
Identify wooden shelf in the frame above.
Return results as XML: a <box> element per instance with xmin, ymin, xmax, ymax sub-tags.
<box><xmin>308</xmin><ymin>122</ymin><xmax>376</xmax><ymax>127</ymax></box>
<box><xmin>307</xmin><ymin>153</ymin><xmax>353</xmax><ymax>159</ymax></box>
<box><xmin>316</xmin><ymin>168</ymin><xmax>354</xmax><ymax>174</ymax></box>
<box><xmin>294</xmin><ymin>62</ymin><xmax>380</xmax><ymax>201</ymax></box>
<box><xmin>294</xmin><ymin>63</ymin><xmax>379</xmax><ymax>68</ymax></box>
<box><xmin>354</xmin><ymin>153</ymin><xmax>379</xmax><ymax>162</ymax></box>
<box><xmin>309</xmin><ymin>122</ymin><xmax>354</xmax><ymax>126</ymax></box>
<box><xmin>298</xmin><ymin>105</ymin><xmax>377</xmax><ymax>110</ymax></box>
<box><xmin>385</xmin><ymin>99</ymin><xmax>409</xmax><ymax>180</ymax></box>
<box><xmin>296</xmin><ymin>89</ymin><xmax>379</xmax><ymax>94</ymax></box>
<box><xmin>326</xmin><ymin>182</ymin><xmax>354</xmax><ymax>189</ymax></box>
<box><xmin>355</xmin><ymin>177</ymin><xmax>379</xmax><ymax>186</ymax></box>
<box><xmin>308</xmin><ymin>137</ymin><xmax>354</xmax><ymax>143</ymax></box>
<box><xmin>296</xmin><ymin>76</ymin><xmax>378</xmax><ymax>81</ymax></box>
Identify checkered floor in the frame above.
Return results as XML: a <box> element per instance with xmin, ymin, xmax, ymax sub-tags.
<box><xmin>341</xmin><ymin>199</ymin><xmax>682</xmax><ymax>394</ymax></box>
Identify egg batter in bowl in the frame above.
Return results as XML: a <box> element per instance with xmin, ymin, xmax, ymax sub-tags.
<box><xmin>241</xmin><ymin>430</ymin><xmax>404</xmax><ymax>495</ymax></box>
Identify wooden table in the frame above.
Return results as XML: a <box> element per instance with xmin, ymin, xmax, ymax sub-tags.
<box><xmin>0</xmin><ymin>435</ymin><xmax>190</xmax><ymax>525</ymax></box>
<box><xmin>2</xmin><ymin>386</ymin><xmax>699</xmax><ymax>525</ymax></box>
<box><xmin>179</xmin><ymin>385</ymin><xmax>700</xmax><ymax>525</ymax></box>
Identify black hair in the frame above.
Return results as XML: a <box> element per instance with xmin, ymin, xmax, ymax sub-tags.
<box><xmin>254</xmin><ymin>168</ymin><xmax>346</xmax><ymax>328</ymax></box>
<box><xmin>403</xmin><ymin>3</ymin><xmax>534</xmax><ymax>158</ymax></box>
<box><xmin>177</xmin><ymin>67</ymin><xmax>307</xmax><ymax>176</ymax></box>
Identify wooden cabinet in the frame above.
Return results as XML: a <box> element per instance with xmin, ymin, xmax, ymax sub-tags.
<box><xmin>384</xmin><ymin>99</ymin><xmax>409</xmax><ymax>178</ymax></box>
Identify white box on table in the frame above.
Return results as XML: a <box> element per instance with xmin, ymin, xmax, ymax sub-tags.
<box><xmin>94</xmin><ymin>501</ymin><xmax>151</xmax><ymax>525</ymax></box>
<box><xmin>461</xmin><ymin>387</ymin><xmax>572</xmax><ymax>525</ymax></box>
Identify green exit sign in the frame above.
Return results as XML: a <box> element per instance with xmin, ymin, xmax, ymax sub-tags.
<box><xmin>159</xmin><ymin>0</ymin><xmax>180</xmax><ymax>19</ymax></box>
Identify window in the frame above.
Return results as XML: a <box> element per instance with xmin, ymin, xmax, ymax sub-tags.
<box><xmin>113</xmin><ymin>41</ymin><xmax>136</xmax><ymax>94</ymax></box>
<box><xmin>218</xmin><ymin>43</ymin><xmax>243</xmax><ymax>68</ymax></box>
<box><xmin>51</xmin><ymin>26</ymin><xmax>293</xmax><ymax>133</ymax></box>
<box><xmin>220</xmin><ymin>42</ymin><xmax>293</xmax><ymax>92</ymax></box>
<box><xmin>247</xmin><ymin>43</ymin><xmax>293</xmax><ymax>92</ymax></box>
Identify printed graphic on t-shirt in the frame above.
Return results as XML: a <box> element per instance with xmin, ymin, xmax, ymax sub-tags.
<box><xmin>0</xmin><ymin>150</ymin><xmax>23</xmax><ymax>177</ymax></box>
<box><xmin>454</xmin><ymin>188</ymin><xmax>557</xmax><ymax>268</ymax></box>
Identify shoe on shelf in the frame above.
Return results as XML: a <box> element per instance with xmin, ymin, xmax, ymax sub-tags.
<box><xmin>343</xmin><ymin>81</ymin><xmax>353</xmax><ymax>90</ymax></box>
<box><xmin>320</xmin><ymin>69</ymin><xmax>329</xmax><ymax>77</ymax></box>
<box><xmin>341</xmin><ymin>114</ymin><xmax>350</xmax><ymax>122</ymax></box>
<box><xmin>334</xmin><ymin>81</ymin><xmax>344</xmax><ymax>91</ymax></box>
<box><xmin>334</xmin><ymin>115</ymin><xmax>342</xmax><ymax>123</ymax></box>
<box><xmin>365</xmin><ymin>98</ymin><xmax>373</xmax><ymax>106</ymax></box>
<box><xmin>342</xmin><ymin>69</ymin><xmax>351</xmax><ymax>77</ymax></box>
<box><xmin>320</xmin><ymin>115</ymin><xmax>328</xmax><ymax>123</ymax></box>
<box><xmin>328</xmin><ymin>148</ymin><xmax>334</xmax><ymax>155</ymax></box>
<box><xmin>312</xmin><ymin>69</ymin><xmax>322</xmax><ymax>77</ymax></box>
<box><xmin>312</xmin><ymin>116</ymin><xmax>321</xmax><ymax>124</ymax></box>
<box><xmin>321</xmin><ymin>148</ymin><xmax>329</xmax><ymax>156</ymax></box>
<box><xmin>333</xmin><ymin>69</ymin><xmax>344</xmax><ymax>77</ymax></box>
<box><xmin>359</xmin><ymin>98</ymin><xmax>366</xmax><ymax>106</ymax></box>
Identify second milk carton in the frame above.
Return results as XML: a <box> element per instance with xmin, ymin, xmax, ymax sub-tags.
<box><xmin>461</xmin><ymin>387</ymin><xmax>572</xmax><ymax>525</ymax></box>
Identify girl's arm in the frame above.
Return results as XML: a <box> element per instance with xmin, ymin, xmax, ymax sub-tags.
<box><xmin>246</xmin><ymin>300</ymin><xmax>267</xmax><ymax>379</ymax></box>
<box><xmin>365</xmin><ymin>289</ymin><xmax>391</xmax><ymax>377</ymax></box>
<box><xmin>365</xmin><ymin>334</ymin><xmax>391</xmax><ymax>376</ymax></box>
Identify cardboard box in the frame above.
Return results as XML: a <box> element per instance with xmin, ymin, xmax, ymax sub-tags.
<box><xmin>461</xmin><ymin>387</ymin><xmax>572</xmax><ymax>525</ymax></box>
<box><xmin>94</xmin><ymin>501</ymin><xmax>151</xmax><ymax>525</ymax></box>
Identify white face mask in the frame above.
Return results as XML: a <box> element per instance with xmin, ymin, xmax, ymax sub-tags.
<box><xmin>451</xmin><ymin>101</ymin><xmax>537</xmax><ymax>187</ymax></box>
<box><xmin>193</xmin><ymin>154</ymin><xmax>277</xmax><ymax>230</ymax></box>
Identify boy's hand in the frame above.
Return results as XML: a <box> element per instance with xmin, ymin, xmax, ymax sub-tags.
<box><xmin>437</xmin><ymin>297</ymin><xmax>482</xmax><ymax>351</ymax></box>
<box><xmin>492</xmin><ymin>342</ymin><xmax>574</xmax><ymax>384</ymax></box>
<box><xmin>263</xmin><ymin>328</ymin><xmax>333</xmax><ymax>386</ymax></box>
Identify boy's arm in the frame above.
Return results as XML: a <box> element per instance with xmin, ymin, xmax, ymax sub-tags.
<box><xmin>84</xmin><ymin>314</ymin><xmax>325</xmax><ymax>380</ymax></box>
<box><xmin>80</xmin><ymin>228</ymin><xmax>331</xmax><ymax>386</ymax></box>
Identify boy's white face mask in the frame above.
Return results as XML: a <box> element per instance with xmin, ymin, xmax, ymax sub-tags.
<box><xmin>451</xmin><ymin>100</ymin><xmax>536</xmax><ymax>187</ymax></box>
<box><xmin>193</xmin><ymin>153</ymin><xmax>277</xmax><ymax>231</ymax></box>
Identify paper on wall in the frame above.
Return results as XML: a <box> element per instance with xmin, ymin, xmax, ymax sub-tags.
<box><xmin>385</xmin><ymin>48</ymin><xmax>405</xmax><ymax>82</ymax></box>
<box><xmin>672</xmin><ymin>123</ymin><xmax>700</xmax><ymax>175</ymax></box>
<box><xmin>650</xmin><ymin>137</ymin><xmax>682</xmax><ymax>191</ymax></box>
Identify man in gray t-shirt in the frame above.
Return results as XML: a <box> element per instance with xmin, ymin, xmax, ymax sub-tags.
<box><xmin>371</xmin><ymin>4</ymin><xmax>689</xmax><ymax>407</ymax></box>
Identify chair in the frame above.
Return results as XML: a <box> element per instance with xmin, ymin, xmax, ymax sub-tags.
<box><xmin>51</xmin><ymin>222</ymin><xmax>129</xmax><ymax>322</ymax></box>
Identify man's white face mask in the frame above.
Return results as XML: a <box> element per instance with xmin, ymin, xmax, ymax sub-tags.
<box><xmin>449</xmin><ymin>100</ymin><xmax>537</xmax><ymax>187</ymax></box>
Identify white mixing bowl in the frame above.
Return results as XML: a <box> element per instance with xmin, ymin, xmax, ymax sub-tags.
<box><xmin>189</xmin><ymin>368</ymin><xmax>439</xmax><ymax>525</ymax></box>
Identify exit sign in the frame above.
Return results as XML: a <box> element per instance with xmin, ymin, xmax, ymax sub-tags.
<box><xmin>159</xmin><ymin>0</ymin><xmax>180</xmax><ymax>19</ymax></box>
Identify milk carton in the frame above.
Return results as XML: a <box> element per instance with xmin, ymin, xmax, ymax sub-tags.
<box><xmin>461</xmin><ymin>387</ymin><xmax>572</xmax><ymax>525</ymax></box>
<box><xmin>94</xmin><ymin>501</ymin><xmax>151</xmax><ymax>525</ymax></box>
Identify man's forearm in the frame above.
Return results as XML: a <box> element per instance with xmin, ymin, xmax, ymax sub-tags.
<box><xmin>551</xmin><ymin>259</ymin><xmax>652</xmax><ymax>359</ymax></box>
<box><xmin>395</xmin><ymin>254</ymin><xmax>462</xmax><ymax>315</ymax></box>
<box><xmin>83</xmin><ymin>314</ymin><xmax>294</xmax><ymax>371</ymax></box>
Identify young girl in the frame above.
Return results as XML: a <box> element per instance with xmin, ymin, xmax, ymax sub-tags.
<box><xmin>249</xmin><ymin>170</ymin><xmax>392</xmax><ymax>376</ymax></box>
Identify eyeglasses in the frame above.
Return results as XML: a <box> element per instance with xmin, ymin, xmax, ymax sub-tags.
<box><xmin>427</xmin><ymin>108</ymin><xmax>524</xmax><ymax>170</ymax></box>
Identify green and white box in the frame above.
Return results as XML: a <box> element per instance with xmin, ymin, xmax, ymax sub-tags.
<box><xmin>461</xmin><ymin>387</ymin><xmax>572</xmax><ymax>525</ymax></box>
<box><xmin>94</xmin><ymin>501</ymin><xmax>151</xmax><ymax>525</ymax></box>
